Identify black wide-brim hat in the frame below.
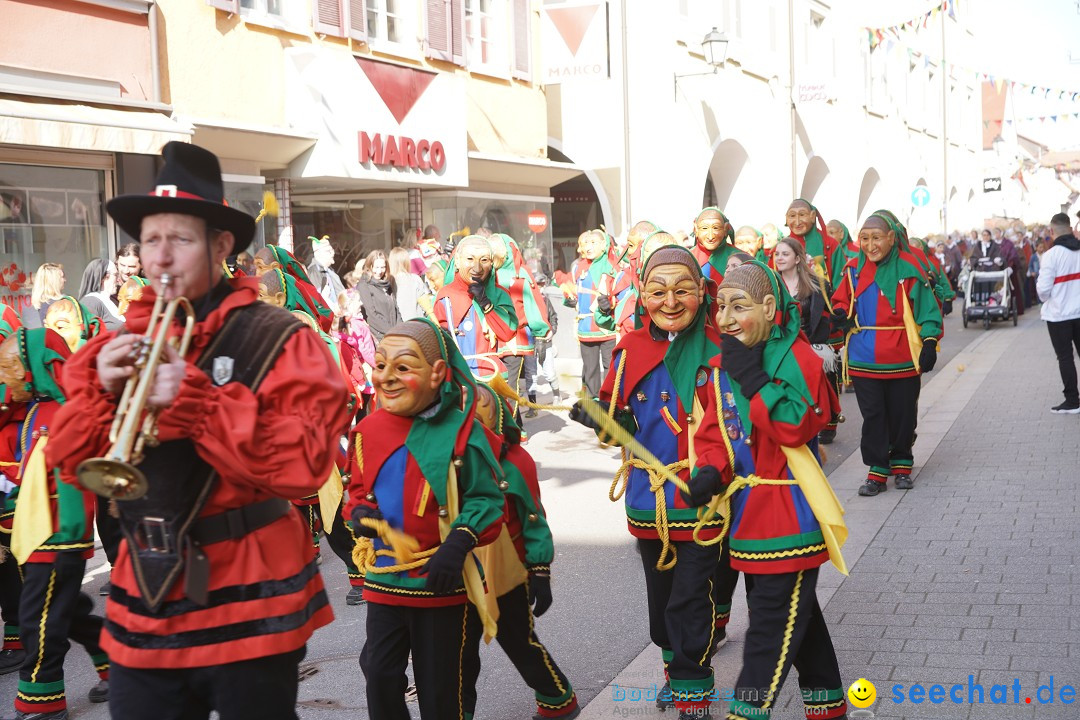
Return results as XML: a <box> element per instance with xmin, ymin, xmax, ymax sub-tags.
<box><xmin>107</xmin><ymin>142</ymin><xmax>255</xmax><ymax>256</ymax></box>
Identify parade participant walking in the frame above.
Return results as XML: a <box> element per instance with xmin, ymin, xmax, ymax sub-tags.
<box><xmin>687</xmin><ymin>261</ymin><xmax>848</xmax><ymax>720</ymax></box>
<box><xmin>0</xmin><ymin>328</ymin><xmax>109</xmax><ymax>720</ymax></box>
<box><xmin>613</xmin><ymin>220</ymin><xmax>659</xmax><ymax>336</ymax></box>
<box><xmin>571</xmin><ymin>247</ymin><xmax>732</xmax><ymax>719</ymax></box>
<box><xmin>491</xmin><ymin>234</ymin><xmax>550</xmax><ymax>415</ymax></box>
<box><xmin>462</xmin><ymin>385</ymin><xmax>579</xmax><ymax>720</ymax></box>
<box><xmin>252</xmin><ymin>244</ymin><xmax>334</xmax><ymax>332</ymax></box>
<box><xmin>345</xmin><ymin>318</ymin><xmax>506</xmax><ymax>720</ymax></box>
<box><xmin>831</xmin><ymin>211</ymin><xmax>943</xmax><ymax>496</ymax></box>
<box><xmin>733</xmin><ymin>226</ymin><xmax>765</xmax><ymax>263</ymax></box>
<box><xmin>48</xmin><ymin>142</ymin><xmax>349</xmax><ymax>720</ymax></box>
<box><xmin>0</xmin><ymin>309</ymin><xmax>23</xmax><ymax>678</ymax></box>
<box><xmin>783</xmin><ymin>199</ymin><xmax>843</xmax><ymax>289</ymax></box>
<box><xmin>434</xmin><ymin>235</ymin><xmax>517</xmax><ymax>380</ymax></box>
<box><xmin>568</xmin><ymin>229</ymin><xmax>622</xmax><ymax>397</ymax></box>
<box><xmin>1036</xmin><ymin>213</ymin><xmax>1080</xmax><ymax>414</ymax></box>
<box><xmin>690</xmin><ymin>208</ymin><xmax>739</xmax><ymax>286</ymax></box>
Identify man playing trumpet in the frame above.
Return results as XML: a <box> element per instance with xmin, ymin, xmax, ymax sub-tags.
<box><xmin>48</xmin><ymin>142</ymin><xmax>350</xmax><ymax>720</ymax></box>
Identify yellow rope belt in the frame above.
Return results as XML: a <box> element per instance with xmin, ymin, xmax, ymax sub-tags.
<box><xmin>841</xmin><ymin>324</ymin><xmax>903</xmax><ymax>384</ymax></box>
<box><xmin>610</xmin><ymin>458</ymin><xmax>690</xmax><ymax>571</ymax></box>
<box><xmin>351</xmin><ymin>518</ymin><xmax>426</xmax><ymax>575</ymax></box>
<box><xmin>692</xmin><ymin>474</ymin><xmax>797</xmax><ymax>548</ymax></box>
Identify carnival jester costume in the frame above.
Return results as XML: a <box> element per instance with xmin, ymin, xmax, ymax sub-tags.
<box><xmin>572</xmin><ymin>246</ymin><xmax>735</xmax><ymax>718</ymax></box>
<box><xmin>687</xmin><ymin>261</ymin><xmax>848</xmax><ymax>720</ymax></box>
<box><xmin>831</xmin><ymin>211</ymin><xmax>944</xmax><ymax>496</ymax></box>
<box><xmin>691</xmin><ymin>207</ymin><xmax>741</xmax><ymax>287</ymax></box>
<box><xmin>434</xmin><ymin>235</ymin><xmax>518</xmax><ymax>381</ymax></box>
<box><xmin>461</xmin><ymin>386</ymin><xmax>578</xmax><ymax>720</ymax></box>
<box><xmin>344</xmin><ymin>318</ymin><xmax>506</xmax><ymax>720</ymax></box>
<box><xmin>0</xmin><ymin>328</ymin><xmax>109</xmax><ymax>717</ymax></box>
<box><xmin>784</xmin><ymin>199</ymin><xmax>845</xmax><ymax>291</ymax></box>
<box><xmin>568</xmin><ymin>229</ymin><xmax>625</xmax><ymax>396</ymax></box>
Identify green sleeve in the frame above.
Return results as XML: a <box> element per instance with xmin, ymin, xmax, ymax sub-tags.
<box><xmin>55</xmin><ymin>470</ymin><xmax>89</xmax><ymax>545</ymax></box>
<box><xmin>452</xmin><ymin>436</ymin><xmax>507</xmax><ymax>542</ymax></box>
<box><xmin>912</xmin><ymin>279</ymin><xmax>944</xmax><ymax>339</ymax></box>
<box><xmin>502</xmin><ymin>461</ymin><xmax>554</xmax><ymax>568</ymax></box>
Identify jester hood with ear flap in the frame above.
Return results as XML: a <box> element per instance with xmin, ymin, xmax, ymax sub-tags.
<box><xmin>492</xmin><ymin>233</ymin><xmax>551</xmax><ymax>343</ymax></box>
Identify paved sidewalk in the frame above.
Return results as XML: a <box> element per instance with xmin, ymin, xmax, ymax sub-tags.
<box><xmin>583</xmin><ymin>312</ymin><xmax>1080</xmax><ymax>719</ymax></box>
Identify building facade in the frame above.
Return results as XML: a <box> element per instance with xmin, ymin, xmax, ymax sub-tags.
<box><xmin>544</xmin><ymin>0</ymin><xmax>984</xmax><ymax>269</ymax></box>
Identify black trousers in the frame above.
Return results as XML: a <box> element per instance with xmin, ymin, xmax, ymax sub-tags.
<box><xmin>109</xmin><ymin>646</ymin><xmax>305</xmax><ymax>720</ymax></box>
<box><xmin>17</xmin><ymin>553</ymin><xmax>107</xmax><ymax>714</ymax></box>
<box><xmin>0</xmin><ymin>532</ymin><xmax>21</xmax><ymax>650</ymax></box>
<box><xmin>639</xmin><ymin>538</ymin><xmax>719</xmax><ymax>699</ymax></box>
<box><xmin>361</xmin><ymin>602</ymin><xmax>469</xmax><ymax>720</ymax></box>
<box><xmin>462</xmin><ymin>581</ymin><xmax>575</xmax><ymax>716</ymax></box>
<box><xmin>580</xmin><ymin>338</ymin><xmax>615</xmax><ymax>398</ymax></box>
<box><xmin>711</xmin><ymin>536</ymin><xmax>741</xmax><ymax>640</ymax></box>
<box><xmin>1048</xmin><ymin>318</ymin><xmax>1080</xmax><ymax>405</ymax></box>
<box><xmin>501</xmin><ymin>354</ymin><xmax>525</xmax><ymax>422</ymax></box>
<box><xmin>852</xmin><ymin>375</ymin><xmax>921</xmax><ymax>474</ymax></box>
<box><xmin>729</xmin><ymin>568</ymin><xmax>844</xmax><ymax>719</ymax></box>
<box><xmin>296</xmin><ymin>503</ymin><xmax>362</xmax><ymax>584</ymax></box>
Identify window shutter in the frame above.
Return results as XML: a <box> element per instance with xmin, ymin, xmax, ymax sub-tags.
<box><xmin>314</xmin><ymin>0</ymin><xmax>346</xmax><ymax>37</ymax></box>
<box><xmin>425</xmin><ymin>0</ymin><xmax>452</xmax><ymax>61</ymax></box>
<box><xmin>348</xmin><ymin>0</ymin><xmax>367</xmax><ymax>41</ymax></box>
<box><xmin>512</xmin><ymin>0</ymin><xmax>531</xmax><ymax>81</ymax></box>
<box><xmin>449</xmin><ymin>0</ymin><xmax>465</xmax><ymax>65</ymax></box>
<box><xmin>206</xmin><ymin>0</ymin><xmax>239</xmax><ymax>12</ymax></box>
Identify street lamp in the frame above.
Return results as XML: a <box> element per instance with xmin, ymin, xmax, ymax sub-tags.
<box><xmin>674</xmin><ymin>27</ymin><xmax>729</xmax><ymax>99</ymax></box>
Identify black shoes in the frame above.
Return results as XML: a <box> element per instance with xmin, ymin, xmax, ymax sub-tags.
<box><xmin>0</xmin><ymin>710</ymin><xmax>69</xmax><ymax>720</ymax></box>
<box><xmin>88</xmin><ymin>679</ymin><xmax>109</xmax><ymax>703</ymax></box>
<box><xmin>346</xmin><ymin>586</ymin><xmax>366</xmax><ymax>605</ymax></box>
<box><xmin>818</xmin><ymin>429</ymin><xmax>836</xmax><ymax>445</ymax></box>
<box><xmin>894</xmin><ymin>475</ymin><xmax>914</xmax><ymax>490</ymax></box>
<box><xmin>0</xmin><ymin>648</ymin><xmax>25</xmax><ymax>675</ymax></box>
<box><xmin>858</xmin><ymin>479</ymin><xmax>887</xmax><ymax>497</ymax></box>
<box><xmin>1051</xmin><ymin>401</ymin><xmax>1080</xmax><ymax>414</ymax></box>
<box><xmin>99</xmin><ymin>580</ymin><xmax>111</xmax><ymax>597</ymax></box>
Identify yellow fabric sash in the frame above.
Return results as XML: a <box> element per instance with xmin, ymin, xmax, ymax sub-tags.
<box><xmin>317</xmin><ymin>465</ymin><xmax>344</xmax><ymax>532</ymax></box>
<box><xmin>779</xmin><ymin>444</ymin><xmax>848</xmax><ymax>575</ymax></box>
<box><xmin>472</xmin><ymin>525</ymin><xmax>527</xmax><ymax>602</ymax></box>
<box><xmin>900</xmin><ymin>289</ymin><xmax>924</xmax><ymax>372</ymax></box>
<box><xmin>445</xmin><ymin>463</ymin><xmax>498</xmax><ymax>642</ymax></box>
<box><xmin>11</xmin><ymin>437</ymin><xmax>52</xmax><ymax>565</ymax></box>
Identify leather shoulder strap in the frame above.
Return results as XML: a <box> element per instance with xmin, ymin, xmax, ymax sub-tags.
<box><xmin>196</xmin><ymin>302</ymin><xmax>305</xmax><ymax>391</ymax></box>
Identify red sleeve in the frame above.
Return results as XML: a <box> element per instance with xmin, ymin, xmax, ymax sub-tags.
<box><xmin>50</xmin><ymin>327</ymin><xmax>350</xmax><ymax>500</ymax></box>
<box><xmin>830</xmin><ymin>264</ymin><xmax>854</xmax><ymax>315</ymax></box>
<box><xmin>747</xmin><ymin>345</ymin><xmax>831</xmax><ymax>447</ymax></box>
<box><xmin>433</xmin><ymin>291</ymin><xmax>450</xmax><ymax>330</ymax></box>
<box><xmin>342</xmin><ymin>425</ymin><xmax>375</xmax><ymax>522</ymax></box>
<box><xmin>691</xmin><ymin>373</ymin><xmax>735</xmax><ymax>484</ymax></box>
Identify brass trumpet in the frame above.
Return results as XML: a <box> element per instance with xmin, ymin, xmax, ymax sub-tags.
<box><xmin>78</xmin><ymin>274</ymin><xmax>196</xmax><ymax>501</ymax></box>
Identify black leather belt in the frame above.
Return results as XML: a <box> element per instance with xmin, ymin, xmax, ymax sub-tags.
<box><xmin>189</xmin><ymin>497</ymin><xmax>291</xmax><ymax>546</ymax></box>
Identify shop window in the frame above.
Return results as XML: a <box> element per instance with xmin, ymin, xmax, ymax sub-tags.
<box><xmin>290</xmin><ymin>195</ymin><xmax>409</xmax><ymax>279</ymax></box>
<box><xmin>1</xmin><ymin>163</ymin><xmax>110</xmax><ymax>318</ymax></box>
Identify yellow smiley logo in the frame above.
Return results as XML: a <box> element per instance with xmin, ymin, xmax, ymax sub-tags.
<box><xmin>848</xmin><ymin>678</ymin><xmax>877</xmax><ymax>709</ymax></box>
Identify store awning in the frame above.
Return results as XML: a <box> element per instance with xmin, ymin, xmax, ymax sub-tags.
<box><xmin>468</xmin><ymin>152</ymin><xmax>583</xmax><ymax>189</ymax></box>
<box><xmin>0</xmin><ymin>97</ymin><xmax>191</xmax><ymax>155</ymax></box>
<box><xmin>183</xmin><ymin>117</ymin><xmax>318</xmax><ymax>169</ymax></box>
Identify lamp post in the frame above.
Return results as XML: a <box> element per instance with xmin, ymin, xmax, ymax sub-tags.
<box><xmin>674</xmin><ymin>27</ymin><xmax>729</xmax><ymax>100</ymax></box>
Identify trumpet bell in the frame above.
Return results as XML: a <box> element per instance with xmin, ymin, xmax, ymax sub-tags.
<box><xmin>77</xmin><ymin>458</ymin><xmax>149</xmax><ymax>501</ymax></box>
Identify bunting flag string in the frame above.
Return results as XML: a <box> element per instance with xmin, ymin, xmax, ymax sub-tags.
<box><xmin>865</xmin><ymin>0</ymin><xmax>956</xmax><ymax>49</ymax></box>
<box><xmin>865</xmin><ymin>1</ymin><xmax>1080</xmax><ymax>117</ymax></box>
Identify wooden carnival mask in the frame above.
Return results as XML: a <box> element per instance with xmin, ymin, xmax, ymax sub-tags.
<box><xmin>0</xmin><ymin>335</ymin><xmax>29</xmax><ymax>403</ymax></box>
<box><xmin>455</xmin><ymin>237</ymin><xmax>494</xmax><ymax>285</ymax></box>
<box><xmin>784</xmin><ymin>200</ymin><xmax>816</xmax><ymax>237</ymax></box>
<box><xmin>642</xmin><ymin>257</ymin><xmax>705</xmax><ymax>335</ymax></box>
<box><xmin>43</xmin><ymin>297</ymin><xmax>84</xmax><ymax>352</ymax></box>
<box><xmin>694</xmin><ymin>210</ymin><xmax>730</xmax><ymax>252</ymax></box>
<box><xmin>373</xmin><ymin>324</ymin><xmax>448</xmax><ymax>417</ymax></box>
<box><xmin>716</xmin><ymin>264</ymin><xmax>777</xmax><ymax>347</ymax></box>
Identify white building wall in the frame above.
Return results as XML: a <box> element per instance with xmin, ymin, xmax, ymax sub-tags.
<box><xmin>548</xmin><ymin>0</ymin><xmax>983</xmax><ymax>240</ymax></box>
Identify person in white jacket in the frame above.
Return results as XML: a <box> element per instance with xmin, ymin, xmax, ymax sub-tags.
<box><xmin>1037</xmin><ymin>213</ymin><xmax>1080</xmax><ymax>413</ymax></box>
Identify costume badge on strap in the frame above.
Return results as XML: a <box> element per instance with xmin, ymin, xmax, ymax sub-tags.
<box><xmin>212</xmin><ymin>356</ymin><xmax>234</xmax><ymax>385</ymax></box>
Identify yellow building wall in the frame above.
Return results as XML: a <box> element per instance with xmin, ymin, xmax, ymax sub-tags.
<box><xmin>157</xmin><ymin>0</ymin><xmax>547</xmax><ymax>161</ymax></box>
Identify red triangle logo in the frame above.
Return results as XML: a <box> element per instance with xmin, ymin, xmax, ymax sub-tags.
<box><xmin>356</xmin><ymin>57</ymin><xmax>436</xmax><ymax>125</ymax></box>
<box><xmin>547</xmin><ymin>5</ymin><xmax>599</xmax><ymax>57</ymax></box>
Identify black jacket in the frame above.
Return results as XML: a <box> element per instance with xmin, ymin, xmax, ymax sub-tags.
<box><xmin>355</xmin><ymin>276</ymin><xmax>401</xmax><ymax>340</ymax></box>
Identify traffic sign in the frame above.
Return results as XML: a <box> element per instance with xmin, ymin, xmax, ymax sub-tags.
<box><xmin>527</xmin><ymin>210</ymin><xmax>549</xmax><ymax>233</ymax></box>
<box><xmin>911</xmin><ymin>186</ymin><xmax>931</xmax><ymax>207</ymax></box>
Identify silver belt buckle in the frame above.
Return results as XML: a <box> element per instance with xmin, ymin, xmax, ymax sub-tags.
<box><xmin>138</xmin><ymin>516</ymin><xmax>173</xmax><ymax>554</ymax></box>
